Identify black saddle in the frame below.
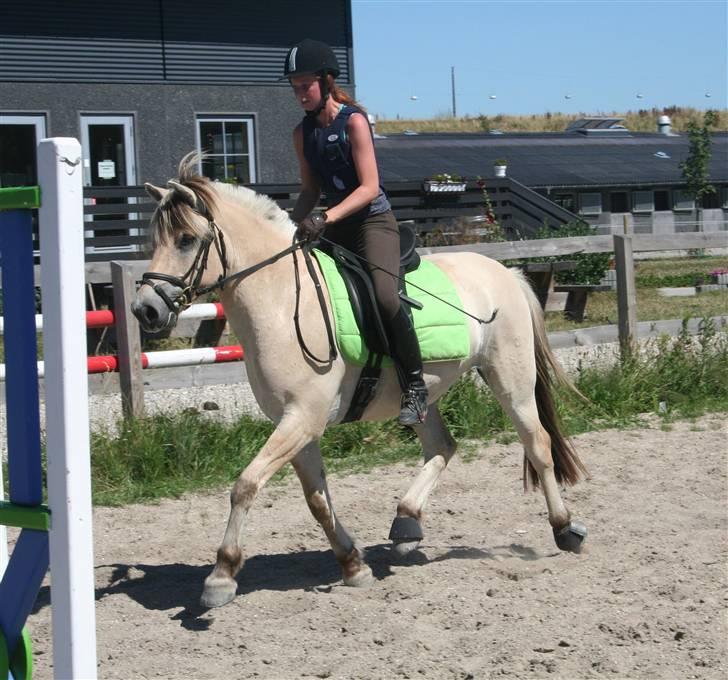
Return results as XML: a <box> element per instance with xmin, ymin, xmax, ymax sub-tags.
<box><xmin>321</xmin><ymin>222</ymin><xmax>423</xmax><ymax>422</ymax></box>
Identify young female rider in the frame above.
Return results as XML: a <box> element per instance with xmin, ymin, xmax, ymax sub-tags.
<box><xmin>285</xmin><ymin>38</ymin><xmax>428</xmax><ymax>425</ymax></box>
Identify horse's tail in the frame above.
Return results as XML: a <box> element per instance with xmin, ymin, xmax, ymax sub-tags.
<box><xmin>516</xmin><ymin>274</ymin><xmax>589</xmax><ymax>490</ymax></box>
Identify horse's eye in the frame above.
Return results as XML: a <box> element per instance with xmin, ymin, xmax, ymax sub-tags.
<box><xmin>177</xmin><ymin>233</ymin><xmax>197</xmax><ymax>250</ymax></box>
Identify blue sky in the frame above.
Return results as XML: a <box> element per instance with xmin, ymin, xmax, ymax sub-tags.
<box><xmin>351</xmin><ymin>0</ymin><xmax>727</xmax><ymax>119</ymax></box>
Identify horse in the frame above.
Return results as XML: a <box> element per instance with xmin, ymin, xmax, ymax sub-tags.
<box><xmin>132</xmin><ymin>156</ymin><xmax>589</xmax><ymax>609</ymax></box>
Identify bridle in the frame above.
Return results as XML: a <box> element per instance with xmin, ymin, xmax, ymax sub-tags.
<box><xmin>141</xmin><ymin>190</ymin><xmax>337</xmax><ymax>363</ymax></box>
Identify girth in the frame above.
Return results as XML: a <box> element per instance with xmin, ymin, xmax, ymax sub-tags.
<box><xmin>321</xmin><ymin>222</ymin><xmax>423</xmax><ymax>422</ymax></box>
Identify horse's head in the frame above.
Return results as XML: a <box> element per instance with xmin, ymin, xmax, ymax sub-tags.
<box><xmin>132</xmin><ymin>158</ymin><xmax>228</xmax><ymax>332</ymax></box>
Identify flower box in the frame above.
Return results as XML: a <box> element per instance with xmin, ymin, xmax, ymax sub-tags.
<box><xmin>423</xmin><ymin>180</ymin><xmax>467</xmax><ymax>194</ymax></box>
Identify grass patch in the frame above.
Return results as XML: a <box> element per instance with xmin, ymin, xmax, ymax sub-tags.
<box><xmin>88</xmin><ymin>321</ymin><xmax>728</xmax><ymax>506</ymax></box>
<box><xmin>544</xmin><ymin>288</ymin><xmax>728</xmax><ymax>332</ymax></box>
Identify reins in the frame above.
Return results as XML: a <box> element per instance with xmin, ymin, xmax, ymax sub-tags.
<box><xmin>142</xmin><ymin>200</ymin><xmax>338</xmax><ymax>364</ymax></box>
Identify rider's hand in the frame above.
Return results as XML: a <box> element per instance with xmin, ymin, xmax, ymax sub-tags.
<box><xmin>295</xmin><ymin>212</ymin><xmax>327</xmax><ymax>242</ymax></box>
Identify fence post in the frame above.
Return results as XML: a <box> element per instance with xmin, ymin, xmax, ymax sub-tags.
<box><xmin>111</xmin><ymin>261</ymin><xmax>145</xmax><ymax>418</ymax></box>
<box><xmin>613</xmin><ymin>234</ymin><xmax>637</xmax><ymax>358</ymax></box>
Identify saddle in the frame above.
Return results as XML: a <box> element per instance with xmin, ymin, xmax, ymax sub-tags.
<box><xmin>322</xmin><ymin>222</ymin><xmax>423</xmax><ymax>422</ymax></box>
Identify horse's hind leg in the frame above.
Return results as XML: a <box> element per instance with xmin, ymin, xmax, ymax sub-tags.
<box><xmin>481</xmin><ymin>363</ymin><xmax>586</xmax><ymax>552</ymax></box>
<box><xmin>389</xmin><ymin>403</ymin><xmax>457</xmax><ymax>557</ymax></box>
<box><xmin>292</xmin><ymin>443</ymin><xmax>373</xmax><ymax>587</ymax></box>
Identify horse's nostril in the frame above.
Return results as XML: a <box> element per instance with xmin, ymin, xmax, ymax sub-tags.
<box><xmin>144</xmin><ymin>305</ymin><xmax>159</xmax><ymax>325</ymax></box>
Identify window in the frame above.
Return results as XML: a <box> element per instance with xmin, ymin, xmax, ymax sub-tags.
<box><xmin>701</xmin><ymin>190</ymin><xmax>721</xmax><ymax>209</ymax></box>
<box><xmin>673</xmin><ymin>190</ymin><xmax>695</xmax><ymax>212</ymax></box>
<box><xmin>654</xmin><ymin>190</ymin><xmax>670</xmax><ymax>211</ymax></box>
<box><xmin>0</xmin><ymin>114</ymin><xmax>47</xmax><ymax>187</ymax></box>
<box><xmin>722</xmin><ymin>187</ymin><xmax>728</xmax><ymax>209</ymax></box>
<box><xmin>196</xmin><ymin>116</ymin><xmax>256</xmax><ymax>184</ymax></box>
<box><xmin>579</xmin><ymin>192</ymin><xmax>602</xmax><ymax>215</ymax></box>
<box><xmin>632</xmin><ymin>191</ymin><xmax>654</xmax><ymax>213</ymax></box>
<box><xmin>552</xmin><ymin>192</ymin><xmax>575</xmax><ymax>213</ymax></box>
<box><xmin>609</xmin><ymin>192</ymin><xmax>629</xmax><ymax>213</ymax></box>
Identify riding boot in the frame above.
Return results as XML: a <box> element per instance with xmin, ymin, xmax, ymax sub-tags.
<box><xmin>385</xmin><ymin>305</ymin><xmax>428</xmax><ymax>426</ymax></box>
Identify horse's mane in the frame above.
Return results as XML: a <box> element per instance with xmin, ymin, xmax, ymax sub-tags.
<box><xmin>151</xmin><ymin>153</ymin><xmax>295</xmax><ymax>246</ymax></box>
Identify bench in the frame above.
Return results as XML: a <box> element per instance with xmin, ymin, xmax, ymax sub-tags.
<box><xmin>553</xmin><ymin>284</ymin><xmax>612</xmax><ymax>322</ymax></box>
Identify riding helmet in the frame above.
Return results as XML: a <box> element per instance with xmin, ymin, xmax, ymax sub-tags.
<box><xmin>283</xmin><ymin>39</ymin><xmax>340</xmax><ymax>79</ymax></box>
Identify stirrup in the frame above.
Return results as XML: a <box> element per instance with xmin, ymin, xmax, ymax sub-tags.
<box><xmin>399</xmin><ymin>386</ymin><xmax>428</xmax><ymax>426</ymax></box>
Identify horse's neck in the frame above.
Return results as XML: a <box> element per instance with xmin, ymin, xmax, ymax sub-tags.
<box><xmin>216</xmin><ymin>196</ymin><xmax>297</xmax><ymax>345</ymax></box>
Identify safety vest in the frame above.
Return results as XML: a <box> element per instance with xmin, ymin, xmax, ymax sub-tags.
<box><xmin>302</xmin><ymin>105</ymin><xmax>391</xmax><ymax>216</ymax></box>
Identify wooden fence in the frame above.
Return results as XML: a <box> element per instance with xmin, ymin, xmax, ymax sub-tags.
<box><xmin>74</xmin><ymin>177</ymin><xmax>578</xmax><ymax>265</ymax></box>
<box><xmin>108</xmin><ymin>230</ymin><xmax>727</xmax><ymax>417</ymax></box>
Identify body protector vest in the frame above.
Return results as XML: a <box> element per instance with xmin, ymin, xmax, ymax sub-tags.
<box><xmin>302</xmin><ymin>105</ymin><xmax>391</xmax><ymax>217</ymax></box>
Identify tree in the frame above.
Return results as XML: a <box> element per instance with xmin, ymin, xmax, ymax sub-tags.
<box><xmin>679</xmin><ymin>110</ymin><xmax>718</xmax><ymax>207</ymax></box>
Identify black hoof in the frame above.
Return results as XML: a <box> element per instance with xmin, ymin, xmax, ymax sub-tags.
<box><xmin>388</xmin><ymin>515</ymin><xmax>423</xmax><ymax>542</ymax></box>
<box><xmin>553</xmin><ymin>520</ymin><xmax>587</xmax><ymax>553</ymax></box>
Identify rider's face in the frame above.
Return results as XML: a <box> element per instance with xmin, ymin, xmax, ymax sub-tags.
<box><xmin>290</xmin><ymin>75</ymin><xmax>322</xmax><ymax>111</ymax></box>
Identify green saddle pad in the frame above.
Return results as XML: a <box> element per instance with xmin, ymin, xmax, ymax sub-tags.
<box><xmin>314</xmin><ymin>249</ymin><xmax>470</xmax><ymax>366</ymax></box>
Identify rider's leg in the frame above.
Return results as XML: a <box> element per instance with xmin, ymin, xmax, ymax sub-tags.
<box><xmin>357</xmin><ymin>211</ymin><xmax>428</xmax><ymax>425</ymax></box>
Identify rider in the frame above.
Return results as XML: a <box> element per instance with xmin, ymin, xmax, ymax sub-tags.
<box><xmin>284</xmin><ymin>38</ymin><xmax>428</xmax><ymax>425</ymax></box>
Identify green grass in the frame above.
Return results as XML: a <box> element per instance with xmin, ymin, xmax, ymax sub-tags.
<box><xmin>544</xmin><ymin>288</ymin><xmax>727</xmax><ymax>332</ymax></box>
<box><xmin>86</xmin><ymin>321</ymin><xmax>728</xmax><ymax>506</ymax></box>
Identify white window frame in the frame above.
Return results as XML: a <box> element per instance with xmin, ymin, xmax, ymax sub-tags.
<box><xmin>195</xmin><ymin>115</ymin><xmax>257</xmax><ymax>183</ymax></box>
<box><xmin>721</xmin><ymin>187</ymin><xmax>728</xmax><ymax>209</ymax></box>
<box><xmin>673</xmin><ymin>190</ymin><xmax>695</xmax><ymax>212</ymax></box>
<box><xmin>579</xmin><ymin>192</ymin><xmax>602</xmax><ymax>215</ymax></box>
<box><xmin>632</xmin><ymin>190</ymin><xmax>654</xmax><ymax>213</ymax></box>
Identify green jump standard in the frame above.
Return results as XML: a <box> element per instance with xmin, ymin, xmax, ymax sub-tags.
<box><xmin>0</xmin><ymin>502</ymin><xmax>50</xmax><ymax>531</ymax></box>
<box><xmin>0</xmin><ymin>187</ymin><xmax>41</xmax><ymax>211</ymax></box>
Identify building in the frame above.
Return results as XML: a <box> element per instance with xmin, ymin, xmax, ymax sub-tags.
<box><xmin>0</xmin><ymin>0</ymin><xmax>353</xmax><ymax>190</ymax></box>
<box><xmin>374</xmin><ymin>118</ymin><xmax>728</xmax><ymax>236</ymax></box>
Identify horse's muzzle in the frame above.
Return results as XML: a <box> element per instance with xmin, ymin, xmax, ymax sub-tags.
<box><xmin>131</xmin><ymin>294</ymin><xmax>178</xmax><ymax>333</ymax></box>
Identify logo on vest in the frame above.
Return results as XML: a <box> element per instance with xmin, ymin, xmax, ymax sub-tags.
<box><xmin>327</xmin><ymin>134</ymin><xmax>339</xmax><ymax>142</ymax></box>
<box><xmin>333</xmin><ymin>175</ymin><xmax>345</xmax><ymax>190</ymax></box>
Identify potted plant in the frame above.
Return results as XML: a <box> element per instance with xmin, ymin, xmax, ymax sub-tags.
<box><xmin>423</xmin><ymin>172</ymin><xmax>467</xmax><ymax>193</ymax></box>
<box><xmin>493</xmin><ymin>159</ymin><xmax>507</xmax><ymax>178</ymax></box>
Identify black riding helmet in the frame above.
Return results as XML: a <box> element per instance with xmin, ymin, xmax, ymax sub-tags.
<box><xmin>283</xmin><ymin>39</ymin><xmax>340</xmax><ymax>79</ymax></box>
<box><xmin>284</xmin><ymin>39</ymin><xmax>340</xmax><ymax>117</ymax></box>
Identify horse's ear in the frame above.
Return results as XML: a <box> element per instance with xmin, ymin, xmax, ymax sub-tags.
<box><xmin>145</xmin><ymin>183</ymin><xmax>169</xmax><ymax>203</ymax></box>
<box><xmin>167</xmin><ymin>180</ymin><xmax>197</xmax><ymax>208</ymax></box>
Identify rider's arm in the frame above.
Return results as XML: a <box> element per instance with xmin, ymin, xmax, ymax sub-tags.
<box><xmin>323</xmin><ymin>112</ymin><xmax>380</xmax><ymax>224</ymax></box>
<box><xmin>291</xmin><ymin>124</ymin><xmax>321</xmax><ymax>223</ymax></box>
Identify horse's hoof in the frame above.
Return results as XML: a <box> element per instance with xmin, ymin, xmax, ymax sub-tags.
<box><xmin>343</xmin><ymin>564</ymin><xmax>374</xmax><ymax>588</ymax></box>
<box><xmin>200</xmin><ymin>575</ymin><xmax>238</xmax><ymax>608</ymax></box>
<box><xmin>392</xmin><ymin>539</ymin><xmax>422</xmax><ymax>558</ymax></box>
<box><xmin>553</xmin><ymin>520</ymin><xmax>587</xmax><ymax>553</ymax></box>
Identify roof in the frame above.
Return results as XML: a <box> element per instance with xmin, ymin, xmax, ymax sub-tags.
<box><xmin>374</xmin><ymin>131</ymin><xmax>728</xmax><ymax>189</ymax></box>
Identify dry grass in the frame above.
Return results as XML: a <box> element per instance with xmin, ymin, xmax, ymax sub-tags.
<box><xmin>376</xmin><ymin>107</ymin><xmax>728</xmax><ymax>135</ymax></box>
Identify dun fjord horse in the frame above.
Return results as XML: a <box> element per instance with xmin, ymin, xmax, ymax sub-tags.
<box><xmin>132</xmin><ymin>157</ymin><xmax>588</xmax><ymax>608</ymax></box>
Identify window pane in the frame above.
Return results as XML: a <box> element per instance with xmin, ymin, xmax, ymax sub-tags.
<box><xmin>200</xmin><ymin>122</ymin><xmax>224</xmax><ymax>154</ymax></box>
<box><xmin>0</xmin><ymin>124</ymin><xmax>37</xmax><ymax>187</ymax></box>
<box><xmin>609</xmin><ymin>192</ymin><xmax>629</xmax><ymax>213</ymax></box>
<box><xmin>228</xmin><ymin>157</ymin><xmax>250</xmax><ymax>184</ymax></box>
<box><xmin>202</xmin><ymin>157</ymin><xmax>226</xmax><ymax>181</ymax></box>
<box><xmin>631</xmin><ymin>191</ymin><xmax>653</xmax><ymax>213</ymax></box>
<box><xmin>225</xmin><ymin>122</ymin><xmax>248</xmax><ymax>154</ymax></box>
<box><xmin>579</xmin><ymin>192</ymin><xmax>602</xmax><ymax>215</ymax></box>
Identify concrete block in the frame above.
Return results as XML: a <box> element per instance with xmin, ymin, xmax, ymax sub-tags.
<box><xmin>657</xmin><ymin>287</ymin><xmax>697</xmax><ymax>297</ymax></box>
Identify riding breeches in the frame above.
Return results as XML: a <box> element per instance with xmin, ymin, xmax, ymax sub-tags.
<box><xmin>321</xmin><ymin>210</ymin><xmax>401</xmax><ymax>323</ymax></box>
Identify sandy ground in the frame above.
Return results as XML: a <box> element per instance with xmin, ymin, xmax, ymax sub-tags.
<box><xmin>19</xmin><ymin>414</ymin><xmax>728</xmax><ymax>679</ymax></box>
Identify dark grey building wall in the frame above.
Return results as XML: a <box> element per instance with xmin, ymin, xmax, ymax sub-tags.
<box><xmin>0</xmin><ymin>82</ymin><xmax>307</xmax><ymax>183</ymax></box>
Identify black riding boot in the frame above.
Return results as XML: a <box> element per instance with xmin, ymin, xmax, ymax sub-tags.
<box><xmin>386</xmin><ymin>305</ymin><xmax>428</xmax><ymax>425</ymax></box>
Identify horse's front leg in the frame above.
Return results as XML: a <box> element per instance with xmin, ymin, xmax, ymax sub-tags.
<box><xmin>201</xmin><ymin>414</ymin><xmax>316</xmax><ymax>608</ymax></box>
<box><xmin>292</xmin><ymin>443</ymin><xmax>373</xmax><ymax>587</ymax></box>
<box><xmin>389</xmin><ymin>403</ymin><xmax>457</xmax><ymax>557</ymax></box>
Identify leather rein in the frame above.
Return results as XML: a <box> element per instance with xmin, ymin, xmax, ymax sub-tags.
<box><xmin>141</xmin><ymin>197</ymin><xmax>337</xmax><ymax>364</ymax></box>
